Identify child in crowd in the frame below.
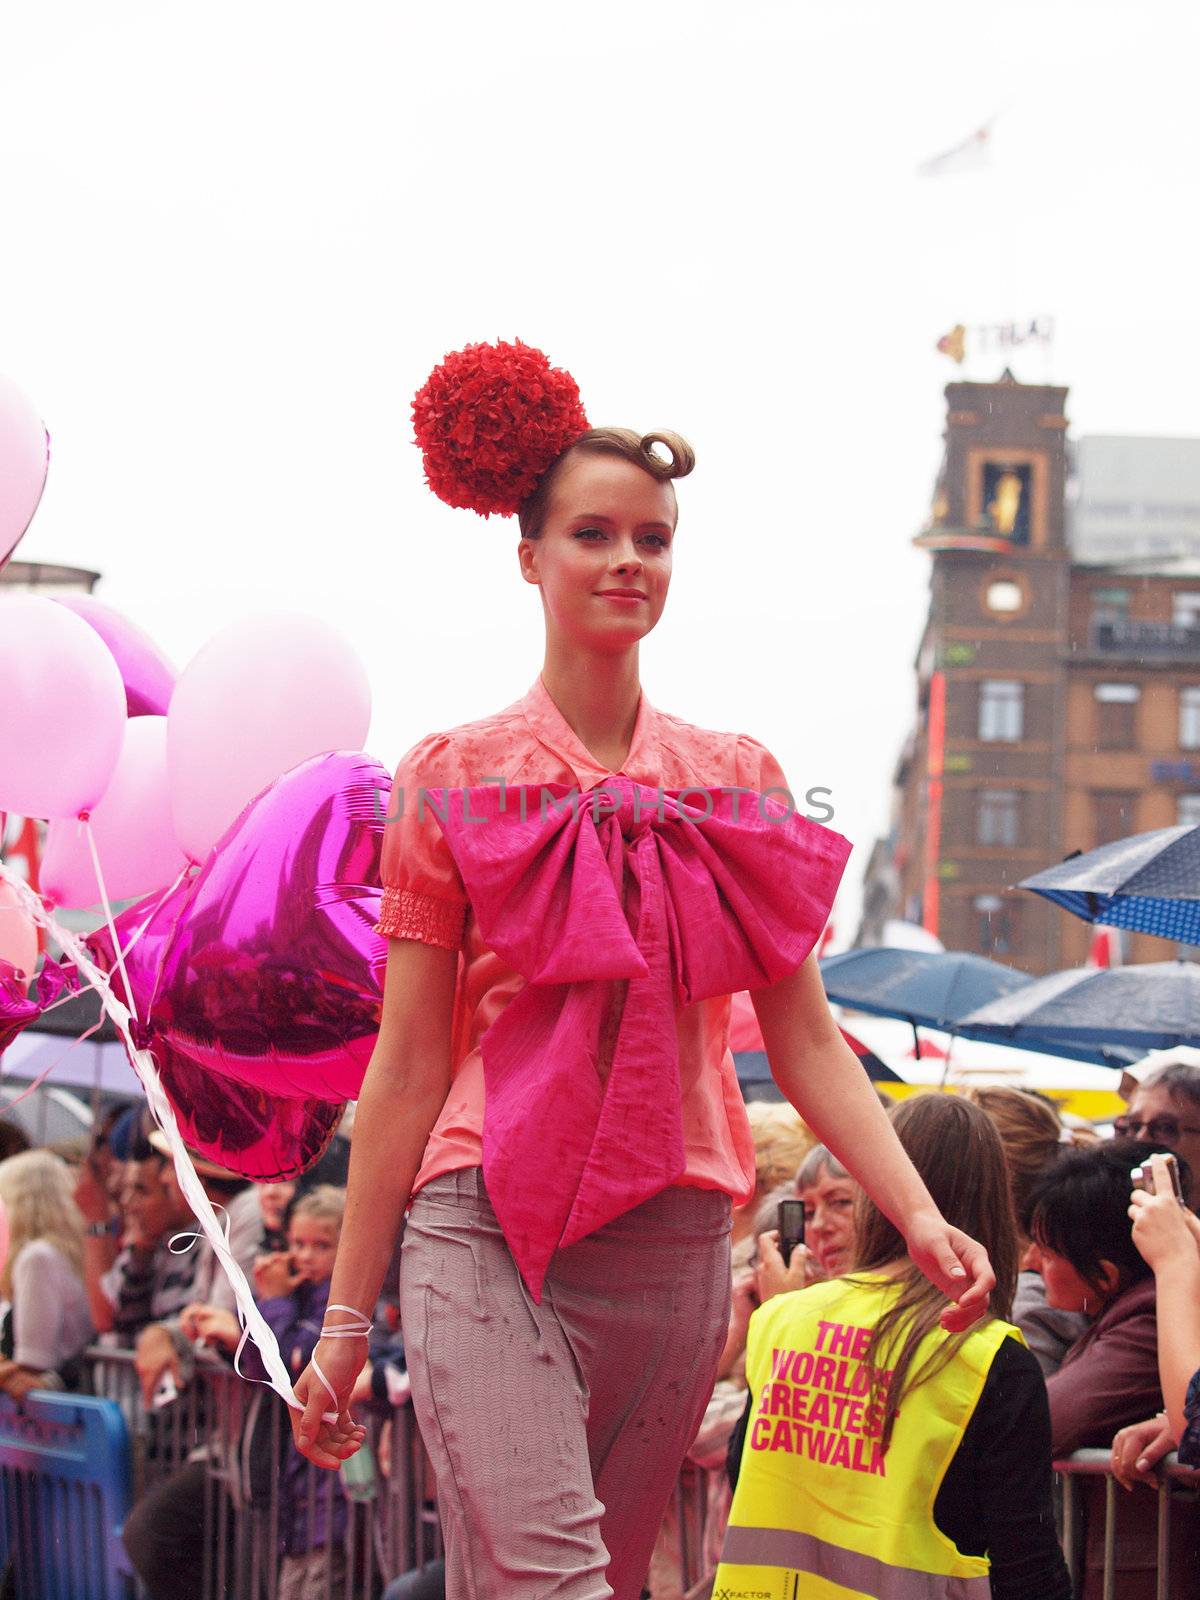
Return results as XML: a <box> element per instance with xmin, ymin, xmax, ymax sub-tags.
<box><xmin>191</xmin><ymin>1185</ymin><xmax>359</xmax><ymax>1600</ymax></box>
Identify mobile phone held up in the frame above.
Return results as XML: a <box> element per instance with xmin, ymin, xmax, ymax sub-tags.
<box><xmin>778</xmin><ymin>1199</ymin><xmax>805</xmax><ymax>1267</ymax></box>
<box><xmin>1132</xmin><ymin>1153</ymin><xmax>1185</xmax><ymax>1203</ymax></box>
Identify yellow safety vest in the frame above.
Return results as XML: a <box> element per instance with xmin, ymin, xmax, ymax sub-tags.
<box><xmin>713</xmin><ymin>1273</ymin><xmax>1019</xmax><ymax>1600</ymax></box>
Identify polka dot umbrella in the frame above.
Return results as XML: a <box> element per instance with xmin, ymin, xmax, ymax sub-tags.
<box><xmin>1020</xmin><ymin>825</ymin><xmax>1200</xmax><ymax>947</ymax></box>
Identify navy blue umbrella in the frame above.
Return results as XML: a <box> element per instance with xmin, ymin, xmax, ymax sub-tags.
<box><xmin>1021</xmin><ymin>826</ymin><xmax>1200</xmax><ymax>946</ymax></box>
<box><xmin>956</xmin><ymin>960</ymin><xmax>1200</xmax><ymax>1062</ymax></box>
<box><xmin>819</xmin><ymin>948</ymin><xmax>1031</xmax><ymax>1056</ymax></box>
<box><xmin>733</xmin><ymin>1027</ymin><xmax>902</xmax><ymax>1102</ymax></box>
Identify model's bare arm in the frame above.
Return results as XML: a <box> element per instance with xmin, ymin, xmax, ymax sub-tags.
<box><xmin>292</xmin><ymin>936</ymin><xmax>458</xmax><ymax>1466</ymax></box>
<box><xmin>752</xmin><ymin>953</ymin><xmax>995</xmax><ymax>1330</ymax></box>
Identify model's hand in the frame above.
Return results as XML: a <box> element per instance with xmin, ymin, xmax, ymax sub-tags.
<box><xmin>755</xmin><ymin>1230</ymin><xmax>811</xmax><ymax>1305</ymax></box>
<box><xmin>292</xmin><ymin>1340</ymin><xmax>368</xmax><ymax>1470</ymax></box>
<box><xmin>905</xmin><ymin>1211</ymin><xmax>995</xmax><ymax>1332</ymax></box>
<box><xmin>1129</xmin><ymin>1155</ymin><xmax>1200</xmax><ymax>1272</ymax></box>
<box><xmin>1112</xmin><ymin>1415</ymin><xmax>1176</xmax><ymax>1490</ymax></box>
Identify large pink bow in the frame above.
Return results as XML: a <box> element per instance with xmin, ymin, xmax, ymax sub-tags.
<box><xmin>431</xmin><ymin>777</ymin><xmax>851</xmax><ymax>1299</ymax></box>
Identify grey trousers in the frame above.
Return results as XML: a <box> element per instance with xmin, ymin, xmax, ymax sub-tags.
<box><xmin>400</xmin><ymin>1168</ymin><xmax>732</xmax><ymax>1600</ymax></box>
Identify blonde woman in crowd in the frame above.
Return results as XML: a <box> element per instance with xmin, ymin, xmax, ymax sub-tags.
<box><xmin>0</xmin><ymin>1150</ymin><xmax>93</xmax><ymax>1398</ymax></box>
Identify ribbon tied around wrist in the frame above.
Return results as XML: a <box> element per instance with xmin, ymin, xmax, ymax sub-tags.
<box><xmin>429</xmin><ymin>776</ymin><xmax>851</xmax><ymax>1299</ymax></box>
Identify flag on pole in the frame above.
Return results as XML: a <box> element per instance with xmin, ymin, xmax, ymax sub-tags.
<box><xmin>918</xmin><ymin>121</ymin><xmax>992</xmax><ymax>178</ymax></box>
<box><xmin>1086</xmin><ymin>926</ymin><xmax>1123</xmax><ymax>968</ymax></box>
<box><xmin>936</xmin><ymin>324</ymin><xmax>967</xmax><ymax>363</ymax></box>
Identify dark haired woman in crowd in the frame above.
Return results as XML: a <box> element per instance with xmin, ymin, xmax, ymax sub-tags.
<box><xmin>1025</xmin><ymin>1137</ymin><xmax>1168</xmax><ymax>1454</ymax></box>
<box><xmin>288</xmin><ymin>342</ymin><xmax>995</xmax><ymax>1600</ymax></box>
<box><xmin>717</xmin><ymin>1093</ymin><xmax>1070</xmax><ymax>1600</ymax></box>
<box><xmin>1026</xmin><ymin>1138</ymin><xmax>1190</xmax><ymax>1598</ymax></box>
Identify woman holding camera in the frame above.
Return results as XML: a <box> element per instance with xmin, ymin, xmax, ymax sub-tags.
<box><xmin>1127</xmin><ymin>1149</ymin><xmax>1200</xmax><ymax>1465</ymax></box>
<box><xmin>1027</xmin><ymin>1139</ymin><xmax>1185</xmax><ymax>1598</ymax></box>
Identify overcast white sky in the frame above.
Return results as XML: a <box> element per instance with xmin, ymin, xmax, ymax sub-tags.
<box><xmin>3</xmin><ymin>1</ymin><xmax>1198</xmax><ymax>939</ymax></box>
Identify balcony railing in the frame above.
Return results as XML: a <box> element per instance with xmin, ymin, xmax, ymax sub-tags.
<box><xmin>1088</xmin><ymin>619</ymin><xmax>1200</xmax><ymax>659</ymax></box>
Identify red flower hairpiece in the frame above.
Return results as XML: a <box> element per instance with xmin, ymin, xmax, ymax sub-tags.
<box><xmin>412</xmin><ymin>339</ymin><xmax>590</xmax><ymax>518</ymax></box>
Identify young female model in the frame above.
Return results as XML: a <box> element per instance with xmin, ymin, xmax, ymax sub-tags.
<box><xmin>290</xmin><ymin>341</ymin><xmax>995</xmax><ymax>1600</ymax></box>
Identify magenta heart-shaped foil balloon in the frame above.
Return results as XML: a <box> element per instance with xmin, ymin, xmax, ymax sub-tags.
<box><xmin>87</xmin><ymin>751</ymin><xmax>390</xmax><ymax>1180</ymax></box>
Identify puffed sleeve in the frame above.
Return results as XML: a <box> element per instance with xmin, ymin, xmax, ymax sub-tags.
<box><xmin>372</xmin><ymin>732</ymin><xmax>470</xmax><ymax>950</ymax></box>
<box><xmin>735</xmin><ymin>733</ymin><xmax>791</xmax><ymax>801</ymax></box>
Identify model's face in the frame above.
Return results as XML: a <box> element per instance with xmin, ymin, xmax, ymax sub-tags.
<box><xmin>519</xmin><ymin>454</ymin><xmax>676</xmax><ymax>654</ymax></box>
<box><xmin>1121</xmin><ymin>1085</ymin><xmax>1200</xmax><ymax>1181</ymax></box>
<box><xmin>799</xmin><ymin>1168</ymin><xmax>858</xmax><ymax>1277</ymax></box>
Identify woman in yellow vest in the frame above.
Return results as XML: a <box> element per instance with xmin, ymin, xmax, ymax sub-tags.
<box><xmin>715</xmin><ymin>1093</ymin><xmax>1071</xmax><ymax>1600</ymax></box>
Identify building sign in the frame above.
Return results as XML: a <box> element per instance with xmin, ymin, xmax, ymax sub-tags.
<box><xmin>1152</xmin><ymin>759</ymin><xmax>1200</xmax><ymax>783</ymax></box>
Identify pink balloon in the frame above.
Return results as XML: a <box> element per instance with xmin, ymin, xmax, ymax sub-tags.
<box><xmin>0</xmin><ymin>373</ymin><xmax>49</xmax><ymax>575</ymax></box>
<box><xmin>0</xmin><ymin>596</ymin><xmax>127</xmax><ymax>818</ymax></box>
<box><xmin>0</xmin><ymin>883</ymin><xmax>38</xmax><ymax>980</ymax></box>
<box><xmin>52</xmin><ymin>595</ymin><xmax>177</xmax><ymax>718</ymax></box>
<box><xmin>168</xmin><ymin>614</ymin><xmax>371</xmax><ymax>863</ymax></box>
<box><xmin>88</xmin><ymin>751</ymin><xmax>388</xmax><ymax>1181</ymax></box>
<box><xmin>41</xmin><ymin>718</ymin><xmax>189</xmax><ymax>909</ymax></box>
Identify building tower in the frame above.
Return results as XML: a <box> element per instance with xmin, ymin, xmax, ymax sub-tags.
<box><xmin>894</xmin><ymin>372</ymin><xmax>1070</xmax><ymax>971</ymax></box>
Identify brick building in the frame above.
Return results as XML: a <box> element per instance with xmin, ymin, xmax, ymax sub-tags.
<box><xmin>858</xmin><ymin>372</ymin><xmax>1200</xmax><ymax>974</ymax></box>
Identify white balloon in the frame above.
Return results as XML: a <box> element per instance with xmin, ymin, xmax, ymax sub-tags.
<box><xmin>167</xmin><ymin>613</ymin><xmax>372</xmax><ymax>862</ymax></box>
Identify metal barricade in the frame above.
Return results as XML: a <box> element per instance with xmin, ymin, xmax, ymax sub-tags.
<box><xmin>1054</xmin><ymin>1448</ymin><xmax>1200</xmax><ymax>1600</ymax></box>
<box><xmin>82</xmin><ymin>1347</ymin><xmax>444</xmax><ymax>1600</ymax></box>
<box><xmin>48</xmin><ymin>1357</ymin><xmax>1200</xmax><ymax>1600</ymax></box>
<box><xmin>0</xmin><ymin>1389</ymin><xmax>136</xmax><ymax>1599</ymax></box>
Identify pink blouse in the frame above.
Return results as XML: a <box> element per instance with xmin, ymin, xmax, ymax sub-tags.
<box><xmin>372</xmin><ymin>676</ymin><xmax>847</xmax><ymax>1218</ymax></box>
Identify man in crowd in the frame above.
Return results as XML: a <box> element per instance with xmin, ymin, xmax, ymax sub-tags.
<box><xmin>1118</xmin><ymin>1055</ymin><xmax>1200</xmax><ymax>1208</ymax></box>
<box><xmin>76</xmin><ymin>1116</ymin><xmax>202</xmax><ymax>1343</ymax></box>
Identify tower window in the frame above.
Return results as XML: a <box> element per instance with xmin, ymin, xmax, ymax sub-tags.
<box><xmin>985</xmin><ymin>580</ymin><xmax>1023</xmax><ymax>615</ymax></box>
<box><xmin>978</xmin><ymin>680</ymin><xmax>1024</xmax><ymax>741</ymax></box>
<box><xmin>981</xmin><ymin>463</ymin><xmax>1032</xmax><ymax>544</ymax></box>
<box><xmin>977</xmin><ymin>790</ymin><xmax>1020</xmax><ymax>847</ymax></box>
<box><xmin>1095</xmin><ymin>682</ymin><xmax>1139</xmax><ymax>750</ymax></box>
<box><xmin>1181</xmin><ymin>687</ymin><xmax>1200</xmax><ymax>750</ymax></box>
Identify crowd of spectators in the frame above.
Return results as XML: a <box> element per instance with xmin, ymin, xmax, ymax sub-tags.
<box><xmin>2</xmin><ymin>1055</ymin><xmax>1200</xmax><ymax>1597</ymax></box>
<box><xmin>646</xmin><ymin>1061</ymin><xmax>1200</xmax><ymax>1598</ymax></box>
<box><xmin>0</xmin><ymin>1099</ymin><xmax>378</xmax><ymax>1600</ymax></box>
